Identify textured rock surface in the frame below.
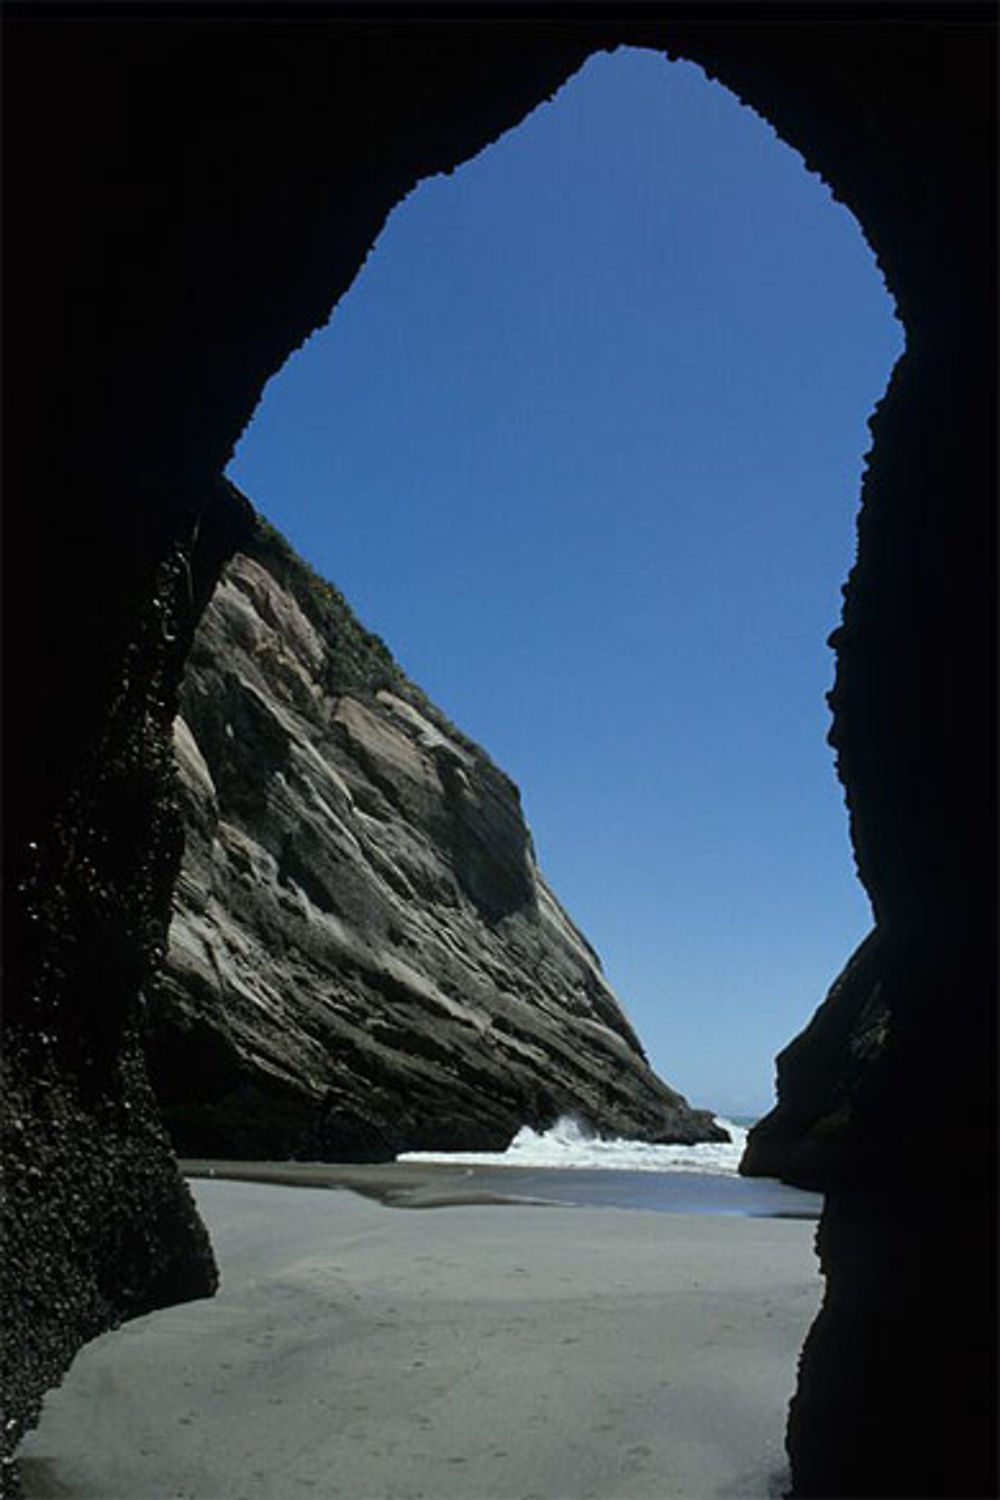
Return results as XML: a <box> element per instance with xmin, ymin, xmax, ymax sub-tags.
<box><xmin>146</xmin><ymin>525</ymin><xmax>722</xmax><ymax>1159</ymax></box>
<box><xmin>3</xmin><ymin>8</ymin><xmax>995</xmax><ymax>1500</ymax></box>
<box><xmin>0</xmin><ymin>501</ymin><xmax>249</xmax><ymax>1482</ymax></box>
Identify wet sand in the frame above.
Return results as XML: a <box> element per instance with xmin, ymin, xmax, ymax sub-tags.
<box><xmin>179</xmin><ymin>1157</ymin><xmax>823</xmax><ymax>1217</ymax></box>
<box><xmin>20</xmin><ymin>1179</ymin><xmax>822</xmax><ymax>1500</ymax></box>
<box><xmin>184</xmin><ymin>1156</ymin><xmax>562</xmax><ymax>1210</ymax></box>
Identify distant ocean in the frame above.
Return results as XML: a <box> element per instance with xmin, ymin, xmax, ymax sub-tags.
<box><xmin>400</xmin><ymin>1115</ymin><xmax>822</xmax><ymax>1219</ymax></box>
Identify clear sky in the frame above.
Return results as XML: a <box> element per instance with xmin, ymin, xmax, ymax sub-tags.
<box><xmin>228</xmin><ymin>47</ymin><xmax>903</xmax><ymax>1120</ymax></box>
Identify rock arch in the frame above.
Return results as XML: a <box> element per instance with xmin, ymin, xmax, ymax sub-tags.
<box><xmin>3</xmin><ymin>7</ymin><xmax>995</xmax><ymax>1497</ymax></box>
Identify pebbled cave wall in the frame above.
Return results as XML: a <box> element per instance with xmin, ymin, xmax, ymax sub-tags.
<box><xmin>2</xmin><ymin>5</ymin><xmax>995</xmax><ymax>1498</ymax></box>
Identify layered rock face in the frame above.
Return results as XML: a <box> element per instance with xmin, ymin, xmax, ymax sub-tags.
<box><xmin>146</xmin><ymin>525</ymin><xmax>721</xmax><ymax>1160</ymax></box>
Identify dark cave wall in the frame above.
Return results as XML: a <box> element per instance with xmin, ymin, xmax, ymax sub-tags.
<box><xmin>2</xmin><ymin>6</ymin><xmax>995</xmax><ymax>1498</ymax></box>
<box><xmin>0</xmin><ymin>489</ymin><xmax>249</xmax><ymax>1469</ymax></box>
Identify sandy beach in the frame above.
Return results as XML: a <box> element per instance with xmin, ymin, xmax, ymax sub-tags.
<box><xmin>19</xmin><ymin>1178</ymin><xmax>822</xmax><ymax>1500</ymax></box>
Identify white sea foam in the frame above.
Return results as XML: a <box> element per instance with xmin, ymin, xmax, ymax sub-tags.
<box><xmin>399</xmin><ymin>1115</ymin><xmax>750</xmax><ymax>1176</ymax></box>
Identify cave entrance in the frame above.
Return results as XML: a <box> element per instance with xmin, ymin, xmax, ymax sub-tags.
<box><xmin>222</xmin><ymin>46</ymin><xmax>902</xmax><ymax>1123</ymax></box>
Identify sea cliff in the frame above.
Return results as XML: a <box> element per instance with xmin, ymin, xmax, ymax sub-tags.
<box><xmin>145</xmin><ymin>517</ymin><xmax>724</xmax><ymax>1160</ymax></box>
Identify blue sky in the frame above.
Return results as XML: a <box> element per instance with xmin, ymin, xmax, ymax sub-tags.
<box><xmin>228</xmin><ymin>47</ymin><xmax>903</xmax><ymax>1120</ymax></box>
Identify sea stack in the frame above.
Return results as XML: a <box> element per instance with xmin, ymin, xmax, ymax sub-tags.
<box><xmin>144</xmin><ymin>510</ymin><xmax>724</xmax><ymax>1161</ymax></box>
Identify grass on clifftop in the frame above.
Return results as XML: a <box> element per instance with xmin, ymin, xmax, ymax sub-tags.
<box><xmin>245</xmin><ymin>514</ymin><xmax>490</xmax><ymax>767</ymax></box>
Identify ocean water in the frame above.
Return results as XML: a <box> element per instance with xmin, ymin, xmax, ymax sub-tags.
<box><xmin>400</xmin><ymin>1115</ymin><xmax>822</xmax><ymax>1218</ymax></box>
<box><xmin>403</xmin><ymin>1114</ymin><xmax>751</xmax><ymax>1175</ymax></box>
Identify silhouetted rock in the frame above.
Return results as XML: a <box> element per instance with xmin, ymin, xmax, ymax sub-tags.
<box><xmin>741</xmin><ymin>931</ymin><xmax>889</xmax><ymax>1190</ymax></box>
<box><xmin>145</xmin><ymin>522</ymin><xmax>723</xmax><ymax>1159</ymax></box>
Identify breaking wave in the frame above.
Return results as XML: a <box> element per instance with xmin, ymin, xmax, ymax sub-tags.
<box><xmin>400</xmin><ymin>1114</ymin><xmax>749</xmax><ymax>1176</ymax></box>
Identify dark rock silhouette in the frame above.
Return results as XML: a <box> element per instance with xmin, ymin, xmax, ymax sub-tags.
<box><xmin>146</xmin><ymin>518</ymin><xmax>721</xmax><ymax>1159</ymax></box>
<box><xmin>2</xmin><ymin>6</ymin><xmax>995</xmax><ymax>1499</ymax></box>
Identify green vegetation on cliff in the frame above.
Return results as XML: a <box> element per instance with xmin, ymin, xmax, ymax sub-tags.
<box><xmin>245</xmin><ymin>513</ymin><xmax>491</xmax><ymax>769</ymax></box>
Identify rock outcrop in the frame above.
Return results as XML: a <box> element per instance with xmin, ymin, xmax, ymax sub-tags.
<box><xmin>741</xmin><ymin>931</ymin><xmax>889</xmax><ymax>1190</ymax></box>
<box><xmin>145</xmin><ymin>520</ymin><xmax>723</xmax><ymax>1160</ymax></box>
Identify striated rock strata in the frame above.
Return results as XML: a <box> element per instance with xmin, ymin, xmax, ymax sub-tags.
<box><xmin>146</xmin><ymin>521</ymin><xmax>723</xmax><ymax>1160</ymax></box>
